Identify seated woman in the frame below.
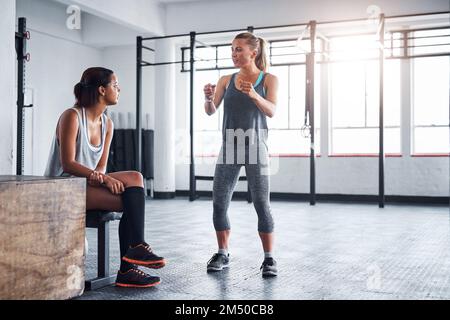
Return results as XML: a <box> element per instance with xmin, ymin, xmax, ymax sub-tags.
<box><xmin>44</xmin><ymin>67</ymin><xmax>165</xmax><ymax>288</ymax></box>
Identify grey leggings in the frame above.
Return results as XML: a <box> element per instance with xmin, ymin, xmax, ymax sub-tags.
<box><xmin>212</xmin><ymin>143</ymin><xmax>274</xmax><ymax>233</ymax></box>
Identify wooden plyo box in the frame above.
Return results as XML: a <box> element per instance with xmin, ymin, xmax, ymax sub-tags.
<box><xmin>0</xmin><ymin>176</ymin><xmax>86</xmax><ymax>299</ymax></box>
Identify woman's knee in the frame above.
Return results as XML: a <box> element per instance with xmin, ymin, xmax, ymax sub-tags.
<box><xmin>258</xmin><ymin>221</ymin><xmax>274</xmax><ymax>233</ymax></box>
<box><xmin>124</xmin><ymin>171</ymin><xmax>144</xmax><ymax>187</ymax></box>
<box><xmin>253</xmin><ymin>197</ymin><xmax>270</xmax><ymax>211</ymax></box>
<box><xmin>253</xmin><ymin>200</ymin><xmax>274</xmax><ymax>232</ymax></box>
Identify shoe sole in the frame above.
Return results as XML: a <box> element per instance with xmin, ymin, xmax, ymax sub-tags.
<box><xmin>262</xmin><ymin>271</ymin><xmax>278</xmax><ymax>277</ymax></box>
<box><xmin>115</xmin><ymin>280</ymin><xmax>161</xmax><ymax>288</ymax></box>
<box><xmin>207</xmin><ymin>264</ymin><xmax>230</xmax><ymax>272</ymax></box>
<box><xmin>122</xmin><ymin>257</ymin><xmax>166</xmax><ymax>269</ymax></box>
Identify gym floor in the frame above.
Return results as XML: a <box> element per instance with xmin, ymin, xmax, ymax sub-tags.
<box><xmin>77</xmin><ymin>198</ymin><xmax>450</xmax><ymax>300</ymax></box>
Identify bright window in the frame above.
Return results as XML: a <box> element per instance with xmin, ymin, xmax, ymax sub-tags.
<box><xmin>412</xmin><ymin>56</ymin><xmax>450</xmax><ymax>154</ymax></box>
<box><xmin>192</xmin><ymin>40</ymin><xmax>321</xmax><ymax>156</ymax></box>
<box><xmin>267</xmin><ymin>64</ymin><xmax>320</xmax><ymax>155</ymax></box>
<box><xmin>330</xmin><ymin>35</ymin><xmax>401</xmax><ymax>155</ymax></box>
<box><xmin>194</xmin><ymin>69</ymin><xmax>229</xmax><ymax>156</ymax></box>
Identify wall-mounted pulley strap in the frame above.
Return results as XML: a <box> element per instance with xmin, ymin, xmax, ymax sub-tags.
<box><xmin>15</xmin><ymin>17</ymin><xmax>32</xmax><ymax>176</ymax></box>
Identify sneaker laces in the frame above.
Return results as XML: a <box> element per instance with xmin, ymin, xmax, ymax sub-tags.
<box><xmin>260</xmin><ymin>258</ymin><xmax>274</xmax><ymax>270</ymax></box>
<box><xmin>131</xmin><ymin>268</ymin><xmax>147</xmax><ymax>277</ymax></box>
<box><xmin>207</xmin><ymin>253</ymin><xmax>222</xmax><ymax>265</ymax></box>
<box><xmin>142</xmin><ymin>242</ymin><xmax>153</xmax><ymax>252</ymax></box>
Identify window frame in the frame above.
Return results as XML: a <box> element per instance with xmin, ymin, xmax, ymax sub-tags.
<box><xmin>182</xmin><ymin>26</ymin><xmax>450</xmax><ymax>158</ymax></box>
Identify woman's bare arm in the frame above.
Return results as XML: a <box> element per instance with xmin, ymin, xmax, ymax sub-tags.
<box><xmin>204</xmin><ymin>75</ymin><xmax>231</xmax><ymax>115</ymax></box>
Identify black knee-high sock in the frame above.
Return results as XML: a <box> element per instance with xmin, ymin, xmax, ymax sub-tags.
<box><xmin>118</xmin><ymin>186</ymin><xmax>146</xmax><ymax>271</ymax></box>
<box><xmin>118</xmin><ymin>213</ymin><xmax>134</xmax><ymax>272</ymax></box>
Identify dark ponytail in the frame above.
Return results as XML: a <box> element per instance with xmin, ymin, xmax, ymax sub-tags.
<box><xmin>74</xmin><ymin>67</ymin><xmax>114</xmax><ymax>108</ymax></box>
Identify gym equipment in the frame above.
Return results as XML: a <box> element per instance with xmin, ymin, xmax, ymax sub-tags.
<box><xmin>85</xmin><ymin>210</ymin><xmax>123</xmax><ymax>290</ymax></box>
<box><xmin>15</xmin><ymin>17</ymin><xmax>33</xmax><ymax>175</ymax></box>
<box><xmin>135</xmin><ymin>11</ymin><xmax>449</xmax><ymax>207</ymax></box>
<box><xmin>0</xmin><ymin>176</ymin><xmax>85</xmax><ymax>299</ymax></box>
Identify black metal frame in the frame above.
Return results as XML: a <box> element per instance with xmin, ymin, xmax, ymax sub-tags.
<box><xmin>306</xmin><ymin>21</ymin><xmax>317</xmax><ymax>205</ymax></box>
<box><xmin>136</xmin><ymin>36</ymin><xmax>143</xmax><ymax>178</ymax></box>
<box><xmin>85</xmin><ymin>210</ymin><xmax>123</xmax><ymax>290</ymax></box>
<box><xmin>136</xmin><ymin>11</ymin><xmax>450</xmax><ymax>207</ymax></box>
<box><xmin>15</xmin><ymin>17</ymin><xmax>32</xmax><ymax>175</ymax></box>
<box><xmin>189</xmin><ymin>32</ymin><xmax>197</xmax><ymax>201</ymax></box>
<box><xmin>378</xmin><ymin>14</ymin><xmax>386</xmax><ymax>208</ymax></box>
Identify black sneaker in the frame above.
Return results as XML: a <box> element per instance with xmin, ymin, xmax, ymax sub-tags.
<box><xmin>207</xmin><ymin>253</ymin><xmax>230</xmax><ymax>272</ymax></box>
<box><xmin>122</xmin><ymin>242</ymin><xmax>166</xmax><ymax>269</ymax></box>
<box><xmin>260</xmin><ymin>257</ymin><xmax>277</xmax><ymax>277</ymax></box>
<box><xmin>115</xmin><ymin>267</ymin><xmax>161</xmax><ymax>288</ymax></box>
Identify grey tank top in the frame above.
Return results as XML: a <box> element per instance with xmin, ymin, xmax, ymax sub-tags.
<box><xmin>222</xmin><ymin>72</ymin><xmax>268</xmax><ymax>144</ymax></box>
<box><xmin>44</xmin><ymin>107</ymin><xmax>108</xmax><ymax>177</ymax></box>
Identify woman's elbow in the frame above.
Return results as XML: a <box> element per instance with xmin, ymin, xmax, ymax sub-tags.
<box><xmin>61</xmin><ymin>160</ymin><xmax>75</xmax><ymax>174</ymax></box>
<box><xmin>61</xmin><ymin>163</ymin><xmax>71</xmax><ymax>174</ymax></box>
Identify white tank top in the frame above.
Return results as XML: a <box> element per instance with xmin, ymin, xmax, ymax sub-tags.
<box><xmin>44</xmin><ymin>107</ymin><xmax>108</xmax><ymax>177</ymax></box>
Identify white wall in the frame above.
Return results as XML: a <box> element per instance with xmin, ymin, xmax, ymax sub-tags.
<box><xmin>14</xmin><ymin>0</ymin><xmax>159</xmax><ymax>175</ymax></box>
<box><xmin>101</xmin><ymin>45</ymin><xmax>155</xmax><ymax>129</ymax></box>
<box><xmin>0</xmin><ymin>0</ymin><xmax>16</xmax><ymax>174</ymax></box>
<box><xmin>17</xmin><ymin>0</ymin><xmax>103</xmax><ymax>175</ymax></box>
<box><xmin>25</xmin><ymin>32</ymin><xmax>103</xmax><ymax>175</ymax></box>
<box><xmin>53</xmin><ymin>0</ymin><xmax>165</xmax><ymax>35</ymax></box>
<box><xmin>165</xmin><ymin>0</ymin><xmax>450</xmax><ymax>197</ymax></box>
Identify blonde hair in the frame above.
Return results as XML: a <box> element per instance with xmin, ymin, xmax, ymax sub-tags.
<box><xmin>234</xmin><ymin>32</ymin><xmax>268</xmax><ymax>72</ymax></box>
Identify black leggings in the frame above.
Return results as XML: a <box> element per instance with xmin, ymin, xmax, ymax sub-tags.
<box><xmin>118</xmin><ymin>186</ymin><xmax>146</xmax><ymax>270</ymax></box>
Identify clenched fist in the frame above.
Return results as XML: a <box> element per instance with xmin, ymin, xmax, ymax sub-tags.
<box><xmin>203</xmin><ymin>83</ymin><xmax>216</xmax><ymax>101</ymax></box>
<box><xmin>238</xmin><ymin>80</ymin><xmax>258</xmax><ymax>100</ymax></box>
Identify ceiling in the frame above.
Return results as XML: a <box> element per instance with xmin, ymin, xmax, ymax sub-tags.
<box><xmin>156</xmin><ymin>0</ymin><xmax>238</xmax><ymax>3</ymax></box>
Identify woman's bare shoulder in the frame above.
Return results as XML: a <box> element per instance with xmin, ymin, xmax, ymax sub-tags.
<box><xmin>61</xmin><ymin>107</ymin><xmax>79</xmax><ymax>117</ymax></box>
<box><xmin>58</xmin><ymin>107</ymin><xmax>80</xmax><ymax>127</ymax></box>
<box><xmin>263</xmin><ymin>72</ymin><xmax>279</xmax><ymax>87</ymax></box>
<box><xmin>219</xmin><ymin>74</ymin><xmax>234</xmax><ymax>88</ymax></box>
<box><xmin>264</xmin><ymin>72</ymin><xmax>278</xmax><ymax>81</ymax></box>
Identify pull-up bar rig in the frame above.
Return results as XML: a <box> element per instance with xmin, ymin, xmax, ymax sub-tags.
<box><xmin>15</xmin><ymin>17</ymin><xmax>33</xmax><ymax>176</ymax></box>
<box><xmin>136</xmin><ymin>11</ymin><xmax>449</xmax><ymax>207</ymax></box>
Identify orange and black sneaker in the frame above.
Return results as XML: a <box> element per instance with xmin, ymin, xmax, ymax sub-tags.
<box><xmin>115</xmin><ymin>267</ymin><xmax>161</xmax><ymax>288</ymax></box>
<box><xmin>122</xmin><ymin>242</ymin><xmax>166</xmax><ymax>269</ymax></box>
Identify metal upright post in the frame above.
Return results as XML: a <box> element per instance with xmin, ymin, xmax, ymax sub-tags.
<box><xmin>16</xmin><ymin>18</ymin><xmax>27</xmax><ymax>176</ymax></box>
<box><xmin>189</xmin><ymin>32</ymin><xmax>197</xmax><ymax>201</ymax></box>
<box><xmin>97</xmin><ymin>222</ymin><xmax>109</xmax><ymax>278</ymax></box>
<box><xmin>378</xmin><ymin>14</ymin><xmax>385</xmax><ymax>208</ymax></box>
<box><xmin>307</xmin><ymin>21</ymin><xmax>317</xmax><ymax>205</ymax></box>
<box><xmin>136</xmin><ymin>36</ymin><xmax>143</xmax><ymax>173</ymax></box>
<box><xmin>246</xmin><ymin>25</ymin><xmax>255</xmax><ymax>204</ymax></box>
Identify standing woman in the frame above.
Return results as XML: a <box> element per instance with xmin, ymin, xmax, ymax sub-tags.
<box><xmin>203</xmin><ymin>33</ymin><xmax>279</xmax><ymax>277</ymax></box>
<box><xmin>45</xmin><ymin>67</ymin><xmax>165</xmax><ymax>288</ymax></box>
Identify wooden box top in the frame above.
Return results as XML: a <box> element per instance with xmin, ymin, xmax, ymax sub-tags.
<box><xmin>0</xmin><ymin>175</ymin><xmax>85</xmax><ymax>184</ymax></box>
